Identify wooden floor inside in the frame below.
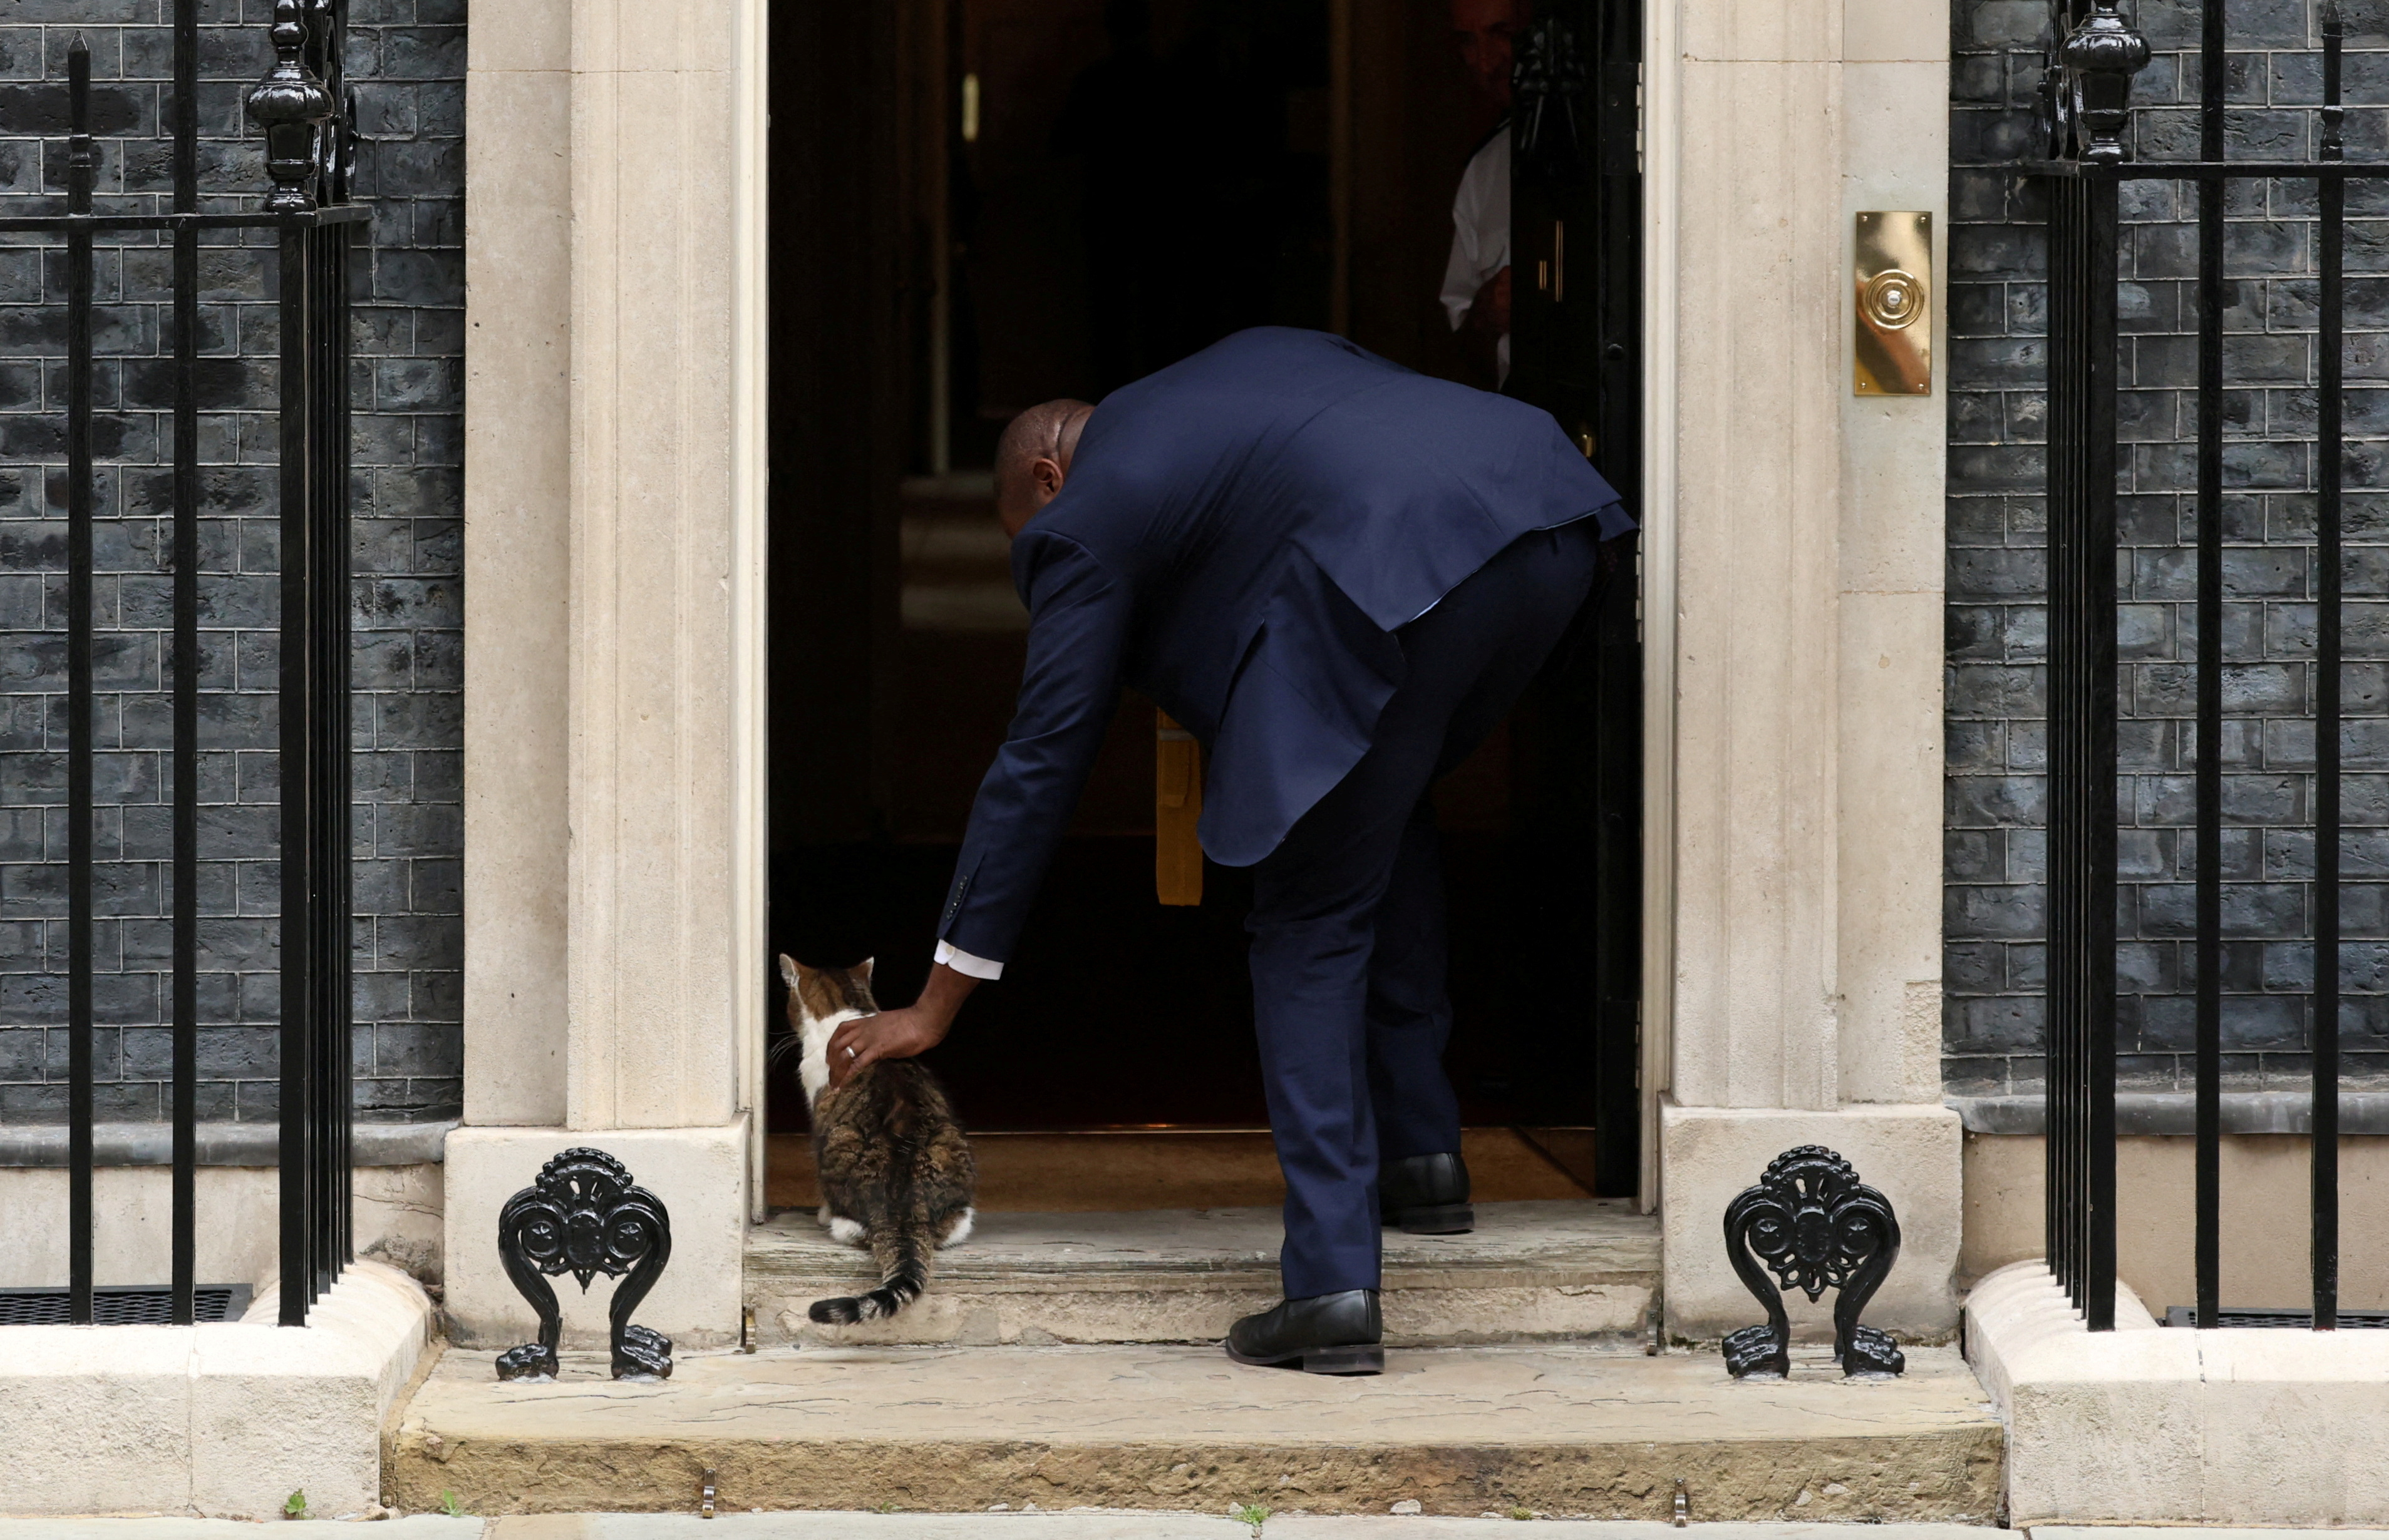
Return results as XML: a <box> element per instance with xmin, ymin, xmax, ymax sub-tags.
<box><xmin>764</xmin><ymin>1126</ymin><xmax>1597</xmax><ymax>1212</ymax></box>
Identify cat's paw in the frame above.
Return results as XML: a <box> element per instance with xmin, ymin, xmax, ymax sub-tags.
<box><xmin>813</xmin><ymin>1204</ymin><xmax>835</xmax><ymax>1229</ymax></box>
<box><xmin>939</xmin><ymin>1208</ymin><xmax>976</xmax><ymax>1248</ymax></box>
<box><xmin>827</xmin><ymin>1216</ymin><xmax>867</xmax><ymax>1246</ymax></box>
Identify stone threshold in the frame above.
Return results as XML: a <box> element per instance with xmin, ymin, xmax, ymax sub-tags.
<box><xmin>386</xmin><ymin>1341</ymin><xmax>2003</xmax><ymax>1521</ymax></box>
<box><xmin>745</xmin><ymin>1199</ymin><xmax>1659</xmax><ymax>1348</ymax></box>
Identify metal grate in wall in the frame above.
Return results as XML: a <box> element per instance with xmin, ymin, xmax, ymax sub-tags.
<box><xmin>0</xmin><ymin>1285</ymin><xmax>249</xmax><ymax>1326</ymax></box>
<box><xmin>2164</xmin><ymin>1305</ymin><xmax>2389</xmax><ymax>1328</ymax></box>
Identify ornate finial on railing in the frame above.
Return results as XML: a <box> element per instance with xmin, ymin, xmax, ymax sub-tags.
<box><xmin>1721</xmin><ymin>1145</ymin><xmax>1904</xmax><ymax>1380</ymax></box>
<box><xmin>244</xmin><ymin>0</ymin><xmax>334</xmax><ymax>212</ymax></box>
<box><xmin>2060</xmin><ymin>2</ymin><xmax>2152</xmax><ymax>165</ymax></box>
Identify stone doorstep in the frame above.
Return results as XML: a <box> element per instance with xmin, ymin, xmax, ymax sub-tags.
<box><xmin>383</xmin><ymin>1341</ymin><xmax>2003</xmax><ymax>1522</ymax></box>
<box><xmin>745</xmin><ymin>1200</ymin><xmax>1660</xmax><ymax>1348</ymax></box>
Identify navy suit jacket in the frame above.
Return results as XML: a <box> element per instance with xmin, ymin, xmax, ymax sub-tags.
<box><xmin>937</xmin><ymin>327</ymin><xmax>1629</xmax><ymax>965</ymax></box>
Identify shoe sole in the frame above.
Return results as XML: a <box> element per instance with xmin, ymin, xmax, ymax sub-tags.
<box><xmin>1224</xmin><ymin>1341</ymin><xmax>1386</xmax><ymax>1375</ymax></box>
<box><xmin>1382</xmin><ymin>1201</ymin><xmax>1474</xmax><ymax>1235</ymax></box>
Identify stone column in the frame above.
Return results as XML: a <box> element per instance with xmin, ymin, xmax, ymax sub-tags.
<box><xmin>449</xmin><ymin>0</ymin><xmax>763</xmax><ymax>1351</ymax></box>
<box><xmin>458</xmin><ymin>0</ymin><xmax>569</xmax><ymax>1132</ymax></box>
<box><xmin>1656</xmin><ymin>0</ymin><xmax>1961</xmax><ymax>1340</ymax></box>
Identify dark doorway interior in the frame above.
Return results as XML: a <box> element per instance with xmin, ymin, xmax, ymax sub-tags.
<box><xmin>766</xmin><ymin>0</ymin><xmax>1641</xmax><ymax>1196</ymax></box>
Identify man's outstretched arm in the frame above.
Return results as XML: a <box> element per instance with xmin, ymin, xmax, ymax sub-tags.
<box><xmin>827</xmin><ymin>530</ymin><xmax>1130</xmax><ymax>1089</ymax></box>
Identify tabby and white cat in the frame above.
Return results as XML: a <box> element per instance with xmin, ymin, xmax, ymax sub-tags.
<box><xmin>775</xmin><ymin>955</ymin><xmax>977</xmax><ymax>1323</ymax></box>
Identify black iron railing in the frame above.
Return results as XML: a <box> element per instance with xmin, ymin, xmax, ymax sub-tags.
<box><xmin>6</xmin><ymin>0</ymin><xmax>362</xmax><ymax>1327</ymax></box>
<box><xmin>2035</xmin><ymin>0</ymin><xmax>2361</xmax><ymax>1331</ymax></box>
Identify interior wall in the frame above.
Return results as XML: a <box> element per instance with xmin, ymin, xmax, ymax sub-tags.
<box><xmin>767</xmin><ymin>2</ymin><xmax>909</xmax><ymax>848</ymax></box>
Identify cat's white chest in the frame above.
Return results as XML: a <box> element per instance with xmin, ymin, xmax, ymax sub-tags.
<box><xmin>797</xmin><ymin>1008</ymin><xmax>864</xmax><ymax>1105</ymax></box>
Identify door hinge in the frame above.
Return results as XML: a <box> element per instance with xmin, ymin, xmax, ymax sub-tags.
<box><xmin>1636</xmin><ymin>62</ymin><xmax>1646</xmax><ymax>175</ymax></box>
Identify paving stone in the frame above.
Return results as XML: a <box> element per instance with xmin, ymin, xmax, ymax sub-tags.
<box><xmin>495</xmin><ymin>1516</ymin><xmax>1240</xmax><ymax>1539</ymax></box>
<box><xmin>2030</xmin><ymin>1531</ymin><xmax>2389</xmax><ymax>1540</ymax></box>
<box><xmin>470</xmin><ymin>1519</ymin><xmax>2010</xmax><ymax>1539</ymax></box>
<box><xmin>1271</xmin><ymin>1527</ymin><xmax>1997</xmax><ymax>1539</ymax></box>
<box><xmin>0</xmin><ymin>1521</ymin><xmax>479</xmax><ymax>1537</ymax></box>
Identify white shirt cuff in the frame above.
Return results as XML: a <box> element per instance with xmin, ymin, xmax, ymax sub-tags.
<box><xmin>934</xmin><ymin>940</ymin><xmax>1004</xmax><ymax>980</ymax></box>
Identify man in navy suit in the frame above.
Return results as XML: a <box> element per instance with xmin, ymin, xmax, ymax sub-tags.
<box><xmin>830</xmin><ymin>327</ymin><xmax>1629</xmax><ymax>1373</ymax></box>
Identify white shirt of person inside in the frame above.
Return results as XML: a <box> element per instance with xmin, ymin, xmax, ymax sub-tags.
<box><xmin>1440</xmin><ymin>126</ymin><xmax>1509</xmax><ymax>388</ymax></box>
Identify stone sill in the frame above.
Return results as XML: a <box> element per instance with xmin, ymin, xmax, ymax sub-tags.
<box><xmin>0</xmin><ymin>1119</ymin><xmax>455</xmax><ymax>1168</ymax></box>
<box><xmin>1949</xmin><ymin>1091</ymin><xmax>2389</xmax><ymax>1136</ymax></box>
<box><xmin>0</xmin><ymin>1260</ymin><xmax>434</xmax><ymax>1518</ymax></box>
<box><xmin>1965</xmin><ymin>1260</ymin><xmax>2389</xmax><ymax>1525</ymax></box>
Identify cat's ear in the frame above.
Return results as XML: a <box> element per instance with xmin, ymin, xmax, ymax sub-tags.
<box><xmin>777</xmin><ymin>953</ymin><xmax>801</xmax><ymax>992</ymax></box>
<box><xmin>857</xmin><ymin>957</ymin><xmax>875</xmax><ymax>983</ymax></box>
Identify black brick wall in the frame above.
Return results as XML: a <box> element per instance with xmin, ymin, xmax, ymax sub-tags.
<box><xmin>1949</xmin><ymin>0</ymin><xmax>2389</xmax><ymax>1093</ymax></box>
<box><xmin>0</xmin><ymin>0</ymin><xmax>462</xmax><ymax>1124</ymax></box>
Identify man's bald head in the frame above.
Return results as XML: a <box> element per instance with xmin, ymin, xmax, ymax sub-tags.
<box><xmin>994</xmin><ymin>399</ymin><xmax>1093</xmax><ymax>537</ymax></box>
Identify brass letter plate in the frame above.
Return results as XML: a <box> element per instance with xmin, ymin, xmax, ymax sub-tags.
<box><xmin>1854</xmin><ymin>211</ymin><xmax>1931</xmax><ymax>396</ymax></box>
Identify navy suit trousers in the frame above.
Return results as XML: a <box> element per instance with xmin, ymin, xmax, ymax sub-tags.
<box><xmin>1246</xmin><ymin>519</ymin><xmax>1605</xmax><ymax>1299</ymax></box>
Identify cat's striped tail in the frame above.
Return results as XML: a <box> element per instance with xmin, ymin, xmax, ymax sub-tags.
<box><xmin>807</xmin><ymin>1228</ymin><xmax>928</xmax><ymax>1324</ymax></box>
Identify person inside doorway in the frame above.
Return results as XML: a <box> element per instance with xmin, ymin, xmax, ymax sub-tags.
<box><xmin>823</xmin><ymin>327</ymin><xmax>1632</xmax><ymax>1374</ymax></box>
<box><xmin>1442</xmin><ymin>0</ymin><xmax>1527</xmax><ymax>389</ymax></box>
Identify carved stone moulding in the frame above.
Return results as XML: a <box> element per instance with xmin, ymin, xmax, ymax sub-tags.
<box><xmin>493</xmin><ymin>1147</ymin><xmax>675</xmax><ymax>1382</ymax></box>
<box><xmin>1721</xmin><ymin>1143</ymin><xmax>1905</xmax><ymax>1380</ymax></box>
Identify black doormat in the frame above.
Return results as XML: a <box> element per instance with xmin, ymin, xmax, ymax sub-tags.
<box><xmin>0</xmin><ymin>1284</ymin><xmax>250</xmax><ymax>1325</ymax></box>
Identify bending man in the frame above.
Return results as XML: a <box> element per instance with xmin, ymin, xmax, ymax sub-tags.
<box><xmin>827</xmin><ymin>327</ymin><xmax>1630</xmax><ymax>1374</ymax></box>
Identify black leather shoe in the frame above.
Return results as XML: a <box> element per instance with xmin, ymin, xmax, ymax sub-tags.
<box><xmin>1224</xmin><ymin>1289</ymin><xmax>1384</xmax><ymax>1375</ymax></box>
<box><xmin>1380</xmin><ymin>1151</ymin><xmax>1473</xmax><ymax>1234</ymax></box>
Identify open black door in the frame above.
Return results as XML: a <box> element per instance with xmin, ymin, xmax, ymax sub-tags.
<box><xmin>1504</xmin><ymin>0</ymin><xmax>1643</xmax><ymax>1198</ymax></box>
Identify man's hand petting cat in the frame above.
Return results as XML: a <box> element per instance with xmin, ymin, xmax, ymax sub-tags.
<box><xmin>825</xmin><ymin>1006</ymin><xmax>949</xmax><ymax>1090</ymax></box>
<box><xmin>825</xmin><ymin>960</ymin><xmax>979</xmax><ymax>1090</ymax></box>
